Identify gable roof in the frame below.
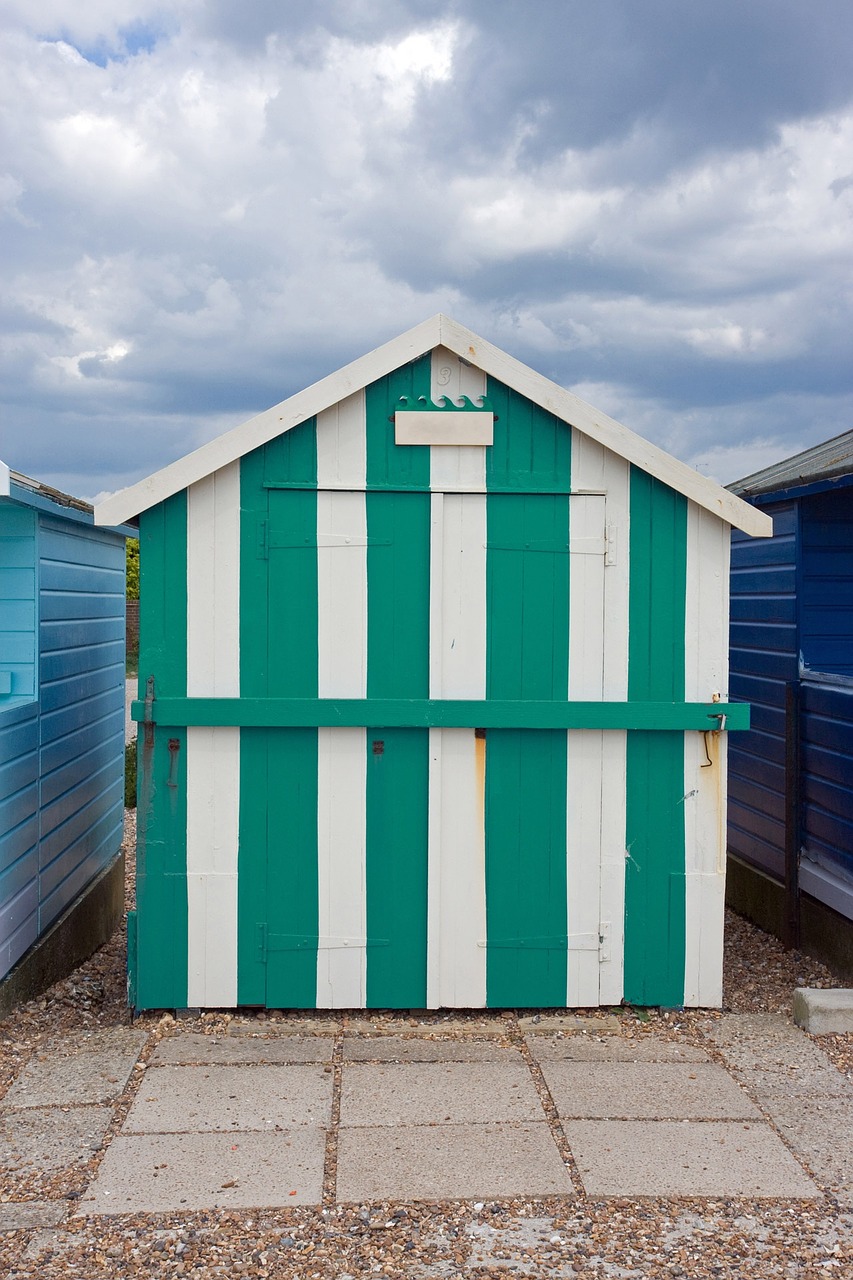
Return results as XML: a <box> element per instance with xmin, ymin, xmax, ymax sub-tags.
<box><xmin>729</xmin><ymin>428</ymin><xmax>853</xmax><ymax>499</ymax></box>
<box><xmin>95</xmin><ymin>314</ymin><xmax>770</xmax><ymax>536</ymax></box>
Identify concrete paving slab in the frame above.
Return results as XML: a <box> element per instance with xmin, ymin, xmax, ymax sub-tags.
<box><xmin>733</xmin><ymin>1065</ymin><xmax>850</xmax><ymax>1102</ymax></box>
<box><xmin>541</xmin><ymin>1061</ymin><xmax>761</xmax><ymax>1120</ymax></box>
<box><xmin>343</xmin><ymin>1036</ymin><xmax>521</xmax><ymax>1062</ymax></box>
<box><xmin>151</xmin><ymin>1033</ymin><xmax>334</xmax><ymax>1065</ymax></box>
<box><xmin>564</xmin><ymin>1120</ymin><xmax>820</xmax><ymax>1198</ymax></box>
<box><xmin>526</xmin><ymin>1035</ymin><xmax>709</xmax><ymax>1063</ymax></box>
<box><xmin>345</xmin><ymin>1017</ymin><xmax>505</xmax><ymax>1037</ymax></box>
<box><xmin>340</xmin><ymin>1062</ymin><xmax>543</xmax><ymax>1127</ymax></box>
<box><xmin>82</xmin><ymin>1129</ymin><xmax>325</xmax><ymax>1212</ymax></box>
<box><xmin>517</xmin><ymin>1014</ymin><xmax>621</xmax><ymax>1033</ymax></box>
<box><xmin>715</xmin><ymin>1037</ymin><xmax>840</xmax><ymax>1075</ymax></box>
<box><xmin>0</xmin><ymin>1202</ymin><xmax>66</xmax><ymax>1230</ymax></box>
<box><xmin>2</xmin><ymin>1028</ymin><xmax>147</xmax><ymax>1108</ymax></box>
<box><xmin>700</xmin><ymin>1013</ymin><xmax>804</xmax><ymax>1045</ymax></box>
<box><xmin>229</xmin><ymin>1017</ymin><xmax>339</xmax><ymax>1036</ymax></box>
<box><xmin>336</xmin><ymin>1122</ymin><xmax>571</xmax><ymax>1202</ymax></box>
<box><xmin>0</xmin><ymin>1105</ymin><xmax>112</xmax><ymax>1172</ymax></box>
<box><xmin>766</xmin><ymin>1096</ymin><xmax>853</xmax><ymax>1192</ymax></box>
<box><xmin>794</xmin><ymin>987</ymin><xmax>853</xmax><ymax>1035</ymax></box>
<box><xmin>123</xmin><ymin>1064</ymin><xmax>332</xmax><ymax>1133</ymax></box>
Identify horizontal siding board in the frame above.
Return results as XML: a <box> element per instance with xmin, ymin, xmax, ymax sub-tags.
<box><xmin>728</xmin><ymin>772</ymin><xmax>785</xmax><ymax>822</ymax></box>
<box><xmin>0</xmin><ymin>882</ymin><xmax>39</xmax><ymax>975</ymax></box>
<box><xmin>38</xmin><ymin>560</ymin><xmax>124</xmax><ymax>593</ymax></box>
<box><xmin>0</xmin><ymin>781</ymin><xmax>39</xmax><ymax>838</ymax></box>
<box><xmin>728</xmin><ymin>648</ymin><xmax>798</xmax><ymax>680</ymax></box>
<box><xmin>727</xmin><ymin>823</ymin><xmax>785</xmax><ymax>879</ymax></box>
<box><xmin>39</xmin><ymin>688</ymin><xmax>119</xmax><ymax>745</ymax></box>
<box><xmin>40</xmin><ymin>617</ymin><xmax>124</xmax><ymax>653</ymax></box>
<box><xmin>729</xmin><ymin>672</ymin><xmax>789</xmax><ymax>708</ymax></box>
<box><xmin>729</xmin><ymin>597</ymin><xmax>798</xmax><ymax>625</ymax></box>
<box><xmin>38</xmin><ymin>521</ymin><xmax>125</xmax><ymax>567</ymax></box>
<box><xmin>0</xmin><ymin>846</ymin><xmax>39</xmax><ymax>909</ymax></box>
<box><xmin>728</xmin><ymin>567</ymin><xmax>797</xmax><ymax>594</ymax></box>
<box><xmin>801</xmin><ymin>740</ymin><xmax>853</xmax><ymax>788</ymax></box>
<box><xmin>39</xmin><ymin>591</ymin><xmax>124</xmax><ymax>622</ymax></box>
<box><xmin>40</xmin><ymin>708</ymin><xmax>124</xmax><ymax>777</ymax></box>
<box><xmin>727</xmin><ymin>798</ymin><xmax>786</xmax><ymax>856</ymax></box>
<box><xmin>39</xmin><ymin>744</ymin><xmax>123</xmax><ymax>827</ymax></box>
<box><xmin>728</xmin><ymin>538</ymin><xmax>797</xmax><ymax>569</ymax></box>
<box><xmin>38</xmin><ymin>663</ymin><xmax>123</xmax><ymax>714</ymax></box>
<box><xmin>0</xmin><ymin>813</ymin><xmax>38</xmax><ymax>877</ymax></box>
<box><xmin>39</xmin><ymin>806</ymin><xmax>123</xmax><ymax>930</ymax></box>
<box><xmin>40</xmin><ymin>639</ymin><xmax>124</xmax><ymax>683</ymax></box>
<box><xmin>728</xmin><ymin>745</ymin><xmax>785</xmax><ymax>790</ymax></box>
<box><xmin>38</xmin><ymin>784</ymin><xmax>123</xmax><ymax>899</ymax></box>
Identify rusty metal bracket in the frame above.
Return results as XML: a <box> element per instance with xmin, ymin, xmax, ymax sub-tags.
<box><xmin>143</xmin><ymin>675</ymin><xmax>155</xmax><ymax>749</ymax></box>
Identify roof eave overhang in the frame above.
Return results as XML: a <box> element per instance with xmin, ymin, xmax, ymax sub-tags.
<box><xmin>95</xmin><ymin>314</ymin><xmax>771</xmax><ymax>538</ymax></box>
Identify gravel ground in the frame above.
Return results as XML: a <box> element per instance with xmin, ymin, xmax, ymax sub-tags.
<box><xmin>0</xmin><ymin>810</ymin><xmax>851</xmax><ymax>1278</ymax></box>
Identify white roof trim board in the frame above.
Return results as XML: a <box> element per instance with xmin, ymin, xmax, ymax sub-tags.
<box><xmin>95</xmin><ymin>314</ymin><xmax>771</xmax><ymax>536</ymax></box>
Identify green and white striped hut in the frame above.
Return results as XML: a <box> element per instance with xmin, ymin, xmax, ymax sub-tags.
<box><xmin>97</xmin><ymin>315</ymin><xmax>771</xmax><ymax>1013</ymax></box>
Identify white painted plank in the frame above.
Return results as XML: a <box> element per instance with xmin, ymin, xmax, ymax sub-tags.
<box><xmin>315</xmin><ymin>413</ymin><xmax>368</xmax><ymax>1007</ymax></box>
<box><xmin>427</xmin><ymin>488</ymin><xmax>488</xmax><ymax>1008</ymax></box>
<box><xmin>316</xmin><ymin>389</ymin><xmax>366</xmax><ymax>490</ymax></box>
<box><xmin>185</xmin><ymin>463</ymin><xmax>240</xmax><ymax>1007</ymax></box>
<box><xmin>98</xmin><ymin>316</ymin><xmax>767</xmax><ymax>538</ymax></box>
<box><xmin>683</xmin><ymin>503</ymin><xmax>730</xmax><ymax>1006</ymax></box>
<box><xmin>316</xmin><ymin>490</ymin><xmax>367</xmax><ymax>698</ymax></box>
<box><xmin>427</xmin><ymin>727</ymin><xmax>487</xmax><ymax>1008</ymax></box>
<box><xmin>396</xmin><ymin>410</ymin><xmax>493</xmax><ymax>447</ymax></box>
<box><xmin>429</xmin><ymin>346</ymin><xmax>488</xmax><ymax>491</ymax></box>
<box><xmin>316</xmin><ymin>726</ymin><xmax>367</xmax><ymax>1008</ymax></box>
<box><xmin>186</xmin><ymin>725</ymin><xmax>240</xmax><ymax>1007</ymax></box>
<box><xmin>597</xmin><ymin>439</ymin><xmax>630</xmax><ymax>1006</ymax></box>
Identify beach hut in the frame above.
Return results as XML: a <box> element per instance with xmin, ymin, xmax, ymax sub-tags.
<box><xmin>728</xmin><ymin>431</ymin><xmax>853</xmax><ymax>978</ymax></box>
<box><xmin>0</xmin><ymin>463</ymin><xmax>129</xmax><ymax>1006</ymax></box>
<box><xmin>96</xmin><ymin>316</ymin><xmax>770</xmax><ymax>1012</ymax></box>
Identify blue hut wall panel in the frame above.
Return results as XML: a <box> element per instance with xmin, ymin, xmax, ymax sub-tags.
<box><xmin>729</xmin><ymin>485</ymin><xmax>853</xmax><ymax>920</ymax></box>
<box><xmin>0</xmin><ymin>484</ymin><xmax>126</xmax><ymax>981</ymax></box>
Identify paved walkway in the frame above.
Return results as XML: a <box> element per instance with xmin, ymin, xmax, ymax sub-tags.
<box><xmin>2</xmin><ymin>1012</ymin><xmax>850</xmax><ymax>1218</ymax></box>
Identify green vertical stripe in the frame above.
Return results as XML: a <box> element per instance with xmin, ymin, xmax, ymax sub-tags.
<box><xmin>365</xmin><ymin>490</ymin><xmax>430</xmax><ymax>1006</ymax></box>
<box><xmin>137</xmin><ymin>493</ymin><xmax>188</xmax><ymax>1009</ymax></box>
<box><xmin>625</xmin><ymin>467</ymin><xmax>688</xmax><ymax>1006</ymax></box>
<box><xmin>484</xmin><ymin>381</ymin><xmax>571</xmax><ymax>1008</ymax></box>
<box><xmin>366</xmin><ymin>354</ymin><xmax>431</xmax><ymax>489</ymax></box>
<box><xmin>238</xmin><ymin>423</ymin><xmax>320</xmax><ymax>1008</ymax></box>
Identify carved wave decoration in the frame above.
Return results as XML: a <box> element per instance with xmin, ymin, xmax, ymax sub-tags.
<box><xmin>394</xmin><ymin>394</ymin><xmax>494</xmax><ymax>413</ymax></box>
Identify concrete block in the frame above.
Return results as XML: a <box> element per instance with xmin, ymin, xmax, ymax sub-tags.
<box><xmin>81</xmin><ymin>1129</ymin><xmax>325</xmax><ymax>1212</ymax></box>
<box><xmin>541</xmin><ymin>1061</ymin><xmax>761</xmax><ymax>1120</ymax></box>
<box><xmin>342</xmin><ymin>1036</ymin><xmax>521</xmax><ymax>1062</ymax></box>
<box><xmin>765</xmin><ymin>1096</ymin><xmax>853</xmax><ymax>1194</ymax></box>
<box><xmin>123</xmin><ymin>1063</ymin><xmax>332</xmax><ymax>1133</ymax></box>
<box><xmin>701</xmin><ymin>1013</ymin><xmax>803</xmax><ymax>1045</ymax></box>
<box><xmin>526</xmin><ymin>1035</ymin><xmax>709</xmax><ymax>1063</ymax></box>
<box><xmin>794</xmin><ymin>988</ymin><xmax>853</xmax><ymax>1035</ymax></box>
<box><xmin>340</xmin><ymin>1062</ymin><xmax>543</xmax><ymax>1127</ymax></box>
<box><xmin>517</xmin><ymin>1013</ymin><xmax>621</xmax><ymax>1033</ymax></box>
<box><xmin>229</xmin><ymin>1017</ymin><xmax>340</xmax><ymax>1036</ymax></box>
<box><xmin>0</xmin><ymin>1202</ymin><xmax>66</xmax><ymax>1230</ymax></box>
<box><xmin>2</xmin><ymin>1028</ymin><xmax>147</xmax><ymax>1108</ymax></box>
<box><xmin>0</xmin><ymin>1105</ymin><xmax>112</xmax><ymax>1173</ymax></box>
<box><xmin>564</xmin><ymin>1120</ymin><xmax>820</xmax><ymax>1198</ymax></box>
<box><xmin>151</xmin><ymin>1033</ymin><xmax>334</xmax><ymax>1065</ymax></box>
<box><xmin>336</xmin><ymin>1122</ymin><xmax>571</xmax><ymax>1202</ymax></box>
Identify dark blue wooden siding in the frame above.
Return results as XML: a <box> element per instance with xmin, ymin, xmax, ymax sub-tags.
<box><xmin>800</xmin><ymin>490</ymin><xmax>853</xmax><ymax>677</ymax></box>
<box><xmin>728</xmin><ymin>500</ymin><xmax>799</xmax><ymax>880</ymax></box>
<box><xmin>799</xmin><ymin>681</ymin><xmax>853</xmax><ymax>909</ymax></box>
<box><xmin>0</xmin><ymin>506</ymin><xmax>126</xmax><ymax>979</ymax></box>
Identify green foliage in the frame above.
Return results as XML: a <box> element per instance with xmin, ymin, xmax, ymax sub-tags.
<box><xmin>124</xmin><ymin>740</ymin><xmax>137</xmax><ymax>809</ymax></box>
<box><xmin>126</xmin><ymin>537</ymin><xmax>139</xmax><ymax>600</ymax></box>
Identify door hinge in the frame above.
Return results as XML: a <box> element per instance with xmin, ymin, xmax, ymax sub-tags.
<box><xmin>605</xmin><ymin>523</ymin><xmax>618</xmax><ymax>566</ymax></box>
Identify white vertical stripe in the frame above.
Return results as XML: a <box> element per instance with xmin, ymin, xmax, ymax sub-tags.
<box><xmin>430</xmin><ymin>346</ymin><xmax>488</xmax><ymax>491</ymax></box>
<box><xmin>427</xmin><ymin>487</ymin><xmax>488</xmax><ymax>1008</ymax></box>
<box><xmin>185</xmin><ymin>461</ymin><xmax>241</xmax><ymax>1007</ymax></box>
<box><xmin>316</xmin><ymin>390</ymin><xmax>366</xmax><ymax>489</ymax></box>
<box><xmin>316</xmin><ymin>393</ymin><xmax>368</xmax><ymax>1007</ymax></box>
<box><xmin>567</xmin><ymin>432</ymin><xmax>630</xmax><ymax>1007</ymax></box>
<box><xmin>683</xmin><ymin>503</ymin><xmax>730</xmax><ymax>1006</ymax></box>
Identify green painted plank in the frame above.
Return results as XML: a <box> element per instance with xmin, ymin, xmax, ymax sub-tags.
<box><xmin>365</xmin><ymin>727</ymin><xmax>429</xmax><ymax>1007</ymax></box>
<box><xmin>238</xmin><ymin>431</ymin><xmax>320</xmax><ymax>1009</ymax></box>
<box><xmin>135</xmin><ymin>697</ymin><xmax>749</xmax><ymax>732</ymax></box>
<box><xmin>624</xmin><ymin>467</ymin><xmax>688</xmax><ymax>1006</ymax></box>
<box><xmin>365</xmin><ymin>489</ymin><xmax>430</xmax><ymax>1007</ymax></box>
<box><xmin>136</xmin><ymin>494</ymin><xmax>188</xmax><ymax>1010</ymax></box>
<box><xmin>485</xmin><ymin>486</ymin><xmax>570</xmax><ymax>1007</ymax></box>
<box><xmin>486</xmin><ymin>376</ymin><xmax>572</xmax><ymax>492</ymax></box>
<box><xmin>366</xmin><ymin>355</ymin><xmax>431</xmax><ymax>489</ymax></box>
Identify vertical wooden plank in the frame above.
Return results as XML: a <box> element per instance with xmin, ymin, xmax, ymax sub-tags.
<box><xmin>625</xmin><ymin>468</ymin><xmax>688</xmax><ymax>1007</ymax></box>
<box><xmin>238</xmin><ymin>421</ymin><xmax>319</xmax><ymax>1010</ymax></box>
<box><xmin>186</xmin><ymin>462</ymin><xmax>240</xmax><ymax>1007</ymax></box>
<box><xmin>566</xmin><ymin>432</ymin><xmax>607</xmax><ymax>1006</ymax></box>
<box><xmin>683</xmin><ymin>503</ymin><xmax>729</xmax><ymax>1006</ymax></box>
<box><xmin>485</xmin><ymin>462</ymin><xmax>570</xmax><ymax>1008</ymax></box>
<box><xmin>427</xmin><ymin>488</ymin><xmax>488</xmax><ymax>1008</ymax></box>
<box><xmin>316</xmin><ymin>396</ymin><xmax>368</xmax><ymax>1007</ymax></box>
<box><xmin>364</xmin><ymin>361</ymin><xmax>431</xmax><ymax>1008</ymax></box>
<box><xmin>137</xmin><ymin>493</ymin><xmax>188</xmax><ymax>1009</ymax></box>
<box><xmin>429</xmin><ymin>346</ymin><xmax>488</xmax><ymax>491</ymax></box>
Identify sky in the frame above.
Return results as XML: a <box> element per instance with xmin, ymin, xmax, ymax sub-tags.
<box><xmin>1</xmin><ymin>0</ymin><xmax>852</xmax><ymax>501</ymax></box>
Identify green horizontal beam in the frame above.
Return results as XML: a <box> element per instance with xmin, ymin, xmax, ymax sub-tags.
<box><xmin>132</xmin><ymin>697</ymin><xmax>749</xmax><ymax>732</ymax></box>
